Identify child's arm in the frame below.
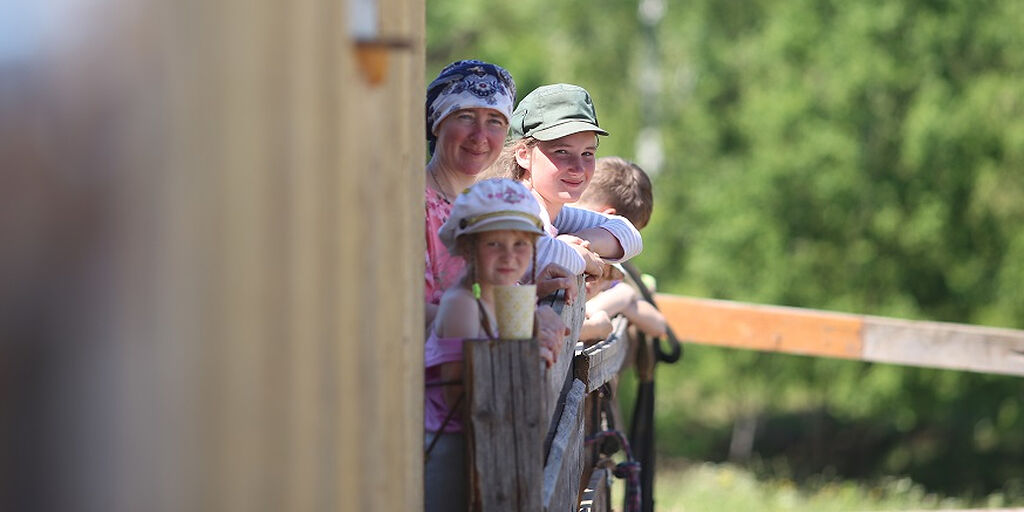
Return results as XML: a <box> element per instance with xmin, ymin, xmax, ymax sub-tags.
<box><xmin>579</xmin><ymin>309</ymin><xmax>613</xmax><ymax>342</ymax></box>
<box><xmin>434</xmin><ymin>289</ymin><xmax>483</xmax><ymax>409</ymax></box>
<box><xmin>535</xmin><ymin>234</ymin><xmax>588</xmax><ymax>275</ymax></box>
<box><xmin>534</xmin><ymin>263</ymin><xmax>578</xmax><ymax>305</ymax></box>
<box><xmin>534</xmin><ymin>305</ymin><xmax>568</xmax><ymax>366</ymax></box>
<box><xmin>586</xmin><ymin>284</ymin><xmax>668</xmax><ymax>339</ymax></box>
<box><xmin>585</xmin><ymin>281</ymin><xmax>636</xmax><ymax>318</ymax></box>
<box><xmin>425</xmin><ymin>302</ymin><xmax>438</xmax><ymax>335</ymax></box>
<box><xmin>553</xmin><ymin>206</ymin><xmax>643</xmax><ymax>262</ymax></box>
<box><xmin>554</xmin><ymin>234</ymin><xmax>606</xmax><ymax>277</ymax></box>
<box><xmin>625</xmin><ymin>299</ymin><xmax>667</xmax><ymax>339</ymax></box>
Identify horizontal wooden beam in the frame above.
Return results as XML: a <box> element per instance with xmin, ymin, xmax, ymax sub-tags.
<box><xmin>656</xmin><ymin>294</ymin><xmax>1024</xmax><ymax>377</ymax></box>
<box><xmin>575</xmin><ymin>316</ymin><xmax>630</xmax><ymax>393</ymax></box>
<box><xmin>656</xmin><ymin>294</ymin><xmax>864</xmax><ymax>359</ymax></box>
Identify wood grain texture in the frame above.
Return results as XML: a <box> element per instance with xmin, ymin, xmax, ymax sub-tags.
<box><xmin>657</xmin><ymin>294</ymin><xmax>864</xmax><ymax>359</ymax></box>
<box><xmin>466</xmin><ymin>338</ymin><xmax>544</xmax><ymax>511</ymax></box>
<box><xmin>863</xmin><ymin>317</ymin><xmax>1024</xmax><ymax>376</ymax></box>
<box><xmin>575</xmin><ymin>317</ymin><xmax>630</xmax><ymax>393</ymax></box>
<box><xmin>657</xmin><ymin>293</ymin><xmax>1024</xmax><ymax>377</ymax></box>
<box><xmin>578</xmin><ymin>468</ymin><xmax>610</xmax><ymax>512</ymax></box>
<box><xmin>0</xmin><ymin>0</ymin><xmax>423</xmax><ymax>510</ymax></box>
<box><xmin>543</xmin><ymin>379</ymin><xmax>587</xmax><ymax>511</ymax></box>
<box><xmin>541</xmin><ymin>277</ymin><xmax>587</xmax><ymax>454</ymax></box>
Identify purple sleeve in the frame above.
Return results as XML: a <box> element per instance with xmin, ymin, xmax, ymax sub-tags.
<box><xmin>425</xmin><ymin>335</ymin><xmax>464</xmax><ymax>369</ymax></box>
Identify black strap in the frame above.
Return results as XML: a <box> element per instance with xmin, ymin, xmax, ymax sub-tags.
<box><xmin>621</xmin><ymin>262</ymin><xmax>682</xmax><ymax>363</ymax></box>
<box><xmin>424</xmin><ymin>391</ymin><xmax>464</xmax><ymax>461</ymax></box>
<box><xmin>475</xmin><ymin>296</ymin><xmax>497</xmax><ymax>340</ymax></box>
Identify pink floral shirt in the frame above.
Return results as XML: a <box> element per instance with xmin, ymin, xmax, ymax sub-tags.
<box><xmin>425</xmin><ymin>187</ymin><xmax>466</xmax><ymax>305</ymax></box>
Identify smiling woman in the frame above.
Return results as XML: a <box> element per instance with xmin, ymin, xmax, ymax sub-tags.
<box><xmin>520</xmin><ymin>132</ymin><xmax>599</xmax><ymax>219</ymax></box>
<box><xmin>488</xmin><ymin>83</ymin><xmax>644</xmax><ymax>279</ymax></box>
<box><xmin>423</xmin><ymin>60</ymin><xmax>517</xmax><ymax>310</ymax></box>
<box><xmin>430</xmin><ymin>108</ymin><xmax>508</xmax><ymax>183</ymax></box>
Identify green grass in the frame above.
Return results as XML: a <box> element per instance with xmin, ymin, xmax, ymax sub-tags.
<box><xmin>637</xmin><ymin>460</ymin><xmax>1024</xmax><ymax>512</ymax></box>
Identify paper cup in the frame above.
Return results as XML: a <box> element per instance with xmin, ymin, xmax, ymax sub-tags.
<box><xmin>493</xmin><ymin>284</ymin><xmax>536</xmax><ymax>339</ymax></box>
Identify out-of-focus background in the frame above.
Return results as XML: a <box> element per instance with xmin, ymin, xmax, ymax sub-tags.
<box><xmin>427</xmin><ymin>0</ymin><xmax>1024</xmax><ymax>509</ymax></box>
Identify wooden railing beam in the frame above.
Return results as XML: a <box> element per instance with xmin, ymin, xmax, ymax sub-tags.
<box><xmin>575</xmin><ymin>317</ymin><xmax>630</xmax><ymax>393</ymax></box>
<box><xmin>657</xmin><ymin>294</ymin><xmax>1024</xmax><ymax>377</ymax></box>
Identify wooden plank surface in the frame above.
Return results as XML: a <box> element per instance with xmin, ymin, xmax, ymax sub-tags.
<box><xmin>577</xmin><ymin>468</ymin><xmax>610</xmax><ymax>512</ymax></box>
<box><xmin>541</xmin><ymin>278</ymin><xmax>587</xmax><ymax>454</ymax></box>
<box><xmin>0</xmin><ymin>0</ymin><xmax>424</xmax><ymax>510</ymax></box>
<box><xmin>863</xmin><ymin>317</ymin><xmax>1024</xmax><ymax>376</ymax></box>
<box><xmin>466</xmin><ymin>338</ymin><xmax>543</xmax><ymax>511</ymax></box>
<box><xmin>575</xmin><ymin>317</ymin><xmax>630</xmax><ymax>393</ymax></box>
<box><xmin>543</xmin><ymin>379</ymin><xmax>587</xmax><ymax>511</ymax></box>
<box><xmin>657</xmin><ymin>293</ymin><xmax>1024</xmax><ymax>377</ymax></box>
<box><xmin>656</xmin><ymin>294</ymin><xmax>864</xmax><ymax>359</ymax></box>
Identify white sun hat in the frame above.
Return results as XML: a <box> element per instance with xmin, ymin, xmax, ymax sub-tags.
<box><xmin>438</xmin><ymin>178</ymin><xmax>545</xmax><ymax>255</ymax></box>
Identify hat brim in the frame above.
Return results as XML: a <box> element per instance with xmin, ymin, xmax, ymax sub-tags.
<box><xmin>530</xmin><ymin>120</ymin><xmax>609</xmax><ymax>141</ymax></box>
<box><xmin>443</xmin><ymin>217</ymin><xmax>546</xmax><ymax>255</ymax></box>
<box><xmin>464</xmin><ymin>217</ymin><xmax>545</xmax><ymax>237</ymax></box>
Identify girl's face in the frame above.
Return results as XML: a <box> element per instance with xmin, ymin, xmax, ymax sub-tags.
<box><xmin>474</xmin><ymin>230</ymin><xmax>534</xmax><ymax>287</ymax></box>
<box><xmin>434</xmin><ymin>108</ymin><xmax>509</xmax><ymax>177</ymax></box>
<box><xmin>516</xmin><ymin>131</ymin><xmax>598</xmax><ymax>208</ymax></box>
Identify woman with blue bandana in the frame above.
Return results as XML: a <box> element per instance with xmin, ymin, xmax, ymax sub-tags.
<box><xmin>424</xmin><ymin>61</ymin><xmax>577</xmax><ymax>324</ymax></box>
<box><xmin>423</xmin><ymin>61</ymin><xmax>575</xmax><ymax>512</ymax></box>
<box><xmin>424</xmin><ymin>60</ymin><xmax>518</xmax><ymax>313</ymax></box>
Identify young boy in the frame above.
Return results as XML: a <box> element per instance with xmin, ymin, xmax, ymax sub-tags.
<box><xmin>572</xmin><ymin>156</ymin><xmax>666</xmax><ymax>341</ymax></box>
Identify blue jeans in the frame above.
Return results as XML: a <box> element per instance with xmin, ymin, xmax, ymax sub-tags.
<box><xmin>424</xmin><ymin>431</ymin><xmax>467</xmax><ymax>512</ymax></box>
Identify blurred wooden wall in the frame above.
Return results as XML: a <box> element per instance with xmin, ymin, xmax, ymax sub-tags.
<box><xmin>0</xmin><ymin>0</ymin><xmax>424</xmax><ymax>510</ymax></box>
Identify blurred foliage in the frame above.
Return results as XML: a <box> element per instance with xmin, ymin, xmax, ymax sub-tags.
<box><xmin>653</xmin><ymin>460</ymin><xmax>1024</xmax><ymax>511</ymax></box>
<box><xmin>427</xmin><ymin>0</ymin><xmax>1024</xmax><ymax>498</ymax></box>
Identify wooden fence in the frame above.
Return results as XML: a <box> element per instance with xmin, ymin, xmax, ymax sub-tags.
<box><xmin>462</xmin><ymin>277</ymin><xmax>631</xmax><ymax>511</ymax></box>
<box><xmin>656</xmin><ymin>294</ymin><xmax>1024</xmax><ymax>377</ymax></box>
<box><xmin>454</xmin><ymin>283</ymin><xmax>1024</xmax><ymax>512</ymax></box>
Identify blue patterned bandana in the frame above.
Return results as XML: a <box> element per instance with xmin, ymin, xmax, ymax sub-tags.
<box><xmin>426</xmin><ymin>60</ymin><xmax>516</xmax><ymax>147</ymax></box>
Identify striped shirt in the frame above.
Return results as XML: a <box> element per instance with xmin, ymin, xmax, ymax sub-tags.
<box><xmin>534</xmin><ymin>205</ymin><xmax>643</xmax><ymax>276</ymax></box>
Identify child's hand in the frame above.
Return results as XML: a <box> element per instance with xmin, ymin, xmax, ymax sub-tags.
<box><xmin>535</xmin><ymin>263</ymin><xmax>578</xmax><ymax>305</ymax></box>
<box><xmin>556</xmin><ymin>234</ymin><xmax>604</xmax><ymax>278</ymax></box>
<box><xmin>580</xmin><ymin>310</ymin><xmax>613</xmax><ymax>343</ymax></box>
<box><xmin>534</xmin><ymin>305</ymin><xmax>568</xmax><ymax>367</ymax></box>
<box><xmin>556</xmin><ymin>234</ymin><xmax>590</xmax><ymax>249</ymax></box>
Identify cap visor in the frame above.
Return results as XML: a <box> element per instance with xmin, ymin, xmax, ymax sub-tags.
<box><xmin>463</xmin><ymin>217</ymin><xmax>546</xmax><ymax>237</ymax></box>
<box><xmin>531</xmin><ymin>120</ymin><xmax>609</xmax><ymax>141</ymax></box>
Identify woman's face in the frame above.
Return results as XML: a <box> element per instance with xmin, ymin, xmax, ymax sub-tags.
<box><xmin>474</xmin><ymin>230</ymin><xmax>534</xmax><ymax>287</ymax></box>
<box><xmin>434</xmin><ymin>108</ymin><xmax>508</xmax><ymax>177</ymax></box>
<box><xmin>517</xmin><ymin>131</ymin><xmax>597</xmax><ymax>208</ymax></box>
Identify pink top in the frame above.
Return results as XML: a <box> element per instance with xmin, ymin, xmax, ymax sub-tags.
<box><xmin>424</xmin><ymin>331</ymin><xmax>465</xmax><ymax>433</ymax></box>
<box><xmin>425</xmin><ymin>187</ymin><xmax>466</xmax><ymax>305</ymax></box>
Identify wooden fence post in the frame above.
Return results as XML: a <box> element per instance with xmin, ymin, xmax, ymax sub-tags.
<box><xmin>465</xmin><ymin>338</ymin><xmax>545</xmax><ymax>511</ymax></box>
<box><xmin>463</xmin><ymin>281</ymin><xmax>604</xmax><ymax>512</ymax></box>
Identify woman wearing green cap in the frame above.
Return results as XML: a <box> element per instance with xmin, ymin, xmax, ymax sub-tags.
<box><xmin>492</xmin><ymin>83</ymin><xmax>643</xmax><ymax>277</ymax></box>
<box><xmin>423</xmin><ymin>61</ymin><xmax>578</xmax><ymax>325</ymax></box>
<box><xmin>422</xmin><ymin>63</ymin><xmax>578</xmax><ymax>512</ymax></box>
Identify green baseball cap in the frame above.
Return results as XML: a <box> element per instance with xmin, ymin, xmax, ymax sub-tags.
<box><xmin>509</xmin><ymin>83</ymin><xmax>610</xmax><ymax>141</ymax></box>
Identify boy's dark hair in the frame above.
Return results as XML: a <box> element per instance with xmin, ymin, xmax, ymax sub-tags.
<box><xmin>578</xmin><ymin>156</ymin><xmax>654</xmax><ymax>229</ymax></box>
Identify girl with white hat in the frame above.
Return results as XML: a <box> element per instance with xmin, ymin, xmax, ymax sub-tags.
<box><xmin>424</xmin><ymin>178</ymin><xmax>565</xmax><ymax>512</ymax></box>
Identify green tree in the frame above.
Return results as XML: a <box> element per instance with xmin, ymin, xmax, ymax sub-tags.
<box><xmin>427</xmin><ymin>0</ymin><xmax>1024</xmax><ymax>497</ymax></box>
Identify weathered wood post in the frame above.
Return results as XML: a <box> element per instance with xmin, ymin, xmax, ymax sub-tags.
<box><xmin>0</xmin><ymin>0</ymin><xmax>424</xmax><ymax>510</ymax></box>
<box><xmin>465</xmin><ymin>337</ymin><xmax>545</xmax><ymax>510</ymax></box>
<box><xmin>463</xmin><ymin>281</ymin><xmax>593</xmax><ymax>512</ymax></box>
